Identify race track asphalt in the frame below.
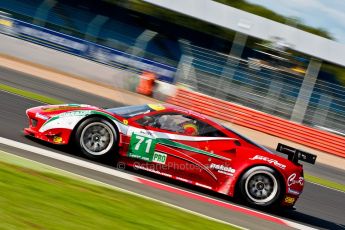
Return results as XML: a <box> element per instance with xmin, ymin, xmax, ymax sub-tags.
<box><xmin>0</xmin><ymin>66</ymin><xmax>344</xmax><ymax>229</ymax></box>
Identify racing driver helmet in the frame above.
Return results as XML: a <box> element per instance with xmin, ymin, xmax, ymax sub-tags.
<box><xmin>182</xmin><ymin>122</ymin><xmax>199</xmax><ymax>136</ymax></box>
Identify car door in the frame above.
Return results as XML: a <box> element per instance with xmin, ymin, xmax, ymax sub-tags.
<box><xmin>177</xmin><ymin>116</ymin><xmax>239</xmax><ymax>191</ymax></box>
<box><xmin>129</xmin><ymin>112</ymin><xmax>238</xmax><ymax>190</ymax></box>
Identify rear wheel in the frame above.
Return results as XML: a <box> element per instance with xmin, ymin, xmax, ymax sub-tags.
<box><xmin>75</xmin><ymin>117</ymin><xmax>118</xmax><ymax>161</ymax></box>
<box><xmin>239</xmin><ymin>166</ymin><xmax>281</xmax><ymax>208</ymax></box>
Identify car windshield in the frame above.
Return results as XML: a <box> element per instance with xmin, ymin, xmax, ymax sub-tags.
<box><xmin>106</xmin><ymin>105</ymin><xmax>152</xmax><ymax>118</ymax></box>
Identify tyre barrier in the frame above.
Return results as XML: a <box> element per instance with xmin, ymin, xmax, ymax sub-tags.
<box><xmin>167</xmin><ymin>88</ymin><xmax>345</xmax><ymax>158</ymax></box>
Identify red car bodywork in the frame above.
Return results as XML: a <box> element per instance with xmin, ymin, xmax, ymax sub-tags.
<box><xmin>25</xmin><ymin>103</ymin><xmax>306</xmax><ymax>207</ymax></box>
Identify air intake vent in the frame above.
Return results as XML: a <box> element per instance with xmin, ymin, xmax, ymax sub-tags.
<box><xmin>31</xmin><ymin>119</ymin><xmax>38</xmax><ymax>127</ymax></box>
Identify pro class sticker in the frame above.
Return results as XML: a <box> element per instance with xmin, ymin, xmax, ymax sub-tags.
<box><xmin>152</xmin><ymin>152</ymin><xmax>167</xmax><ymax>164</ymax></box>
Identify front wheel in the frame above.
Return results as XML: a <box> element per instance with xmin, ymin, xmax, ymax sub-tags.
<box><xmin>75</xmin><ymin>117</ymin><xmax>118</xmax><ymax>161</ymax></box>
<box><xmin>239</xmin><ymin>166</ymin><xmax>282</xmax><ymax>208</ymax></box>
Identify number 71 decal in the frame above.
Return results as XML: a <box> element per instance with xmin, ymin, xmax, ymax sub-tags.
<box><xmin>128</xmin><ymin>133</ymin><xmax>166</xmax><ymax>164</ymax></box>
<box><xmin>134</xmin><ymin>135</ymin><xmax>153</xmax><ymax>153</ymax></box>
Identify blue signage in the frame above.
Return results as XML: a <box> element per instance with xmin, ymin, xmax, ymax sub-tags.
<box><xmin>1</xmin><ymin>17</ymin><xmax>176</xmax><ymax>83</ymax></box>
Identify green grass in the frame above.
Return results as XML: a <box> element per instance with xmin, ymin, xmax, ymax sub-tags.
<box><xmin>0</xmin><ymin>83</ymin><xmax>64</xmax><ymax>104</ymax></box>
<box><xmin>305</xmin><ymin>173</ymin><xmax>345</xmax><ymax>192</ymax></box>
<box><xmin>0</xmin><ymin>154</ymin><xmax>239</xmax><ymax>230</ymax></box>
<box><xmin>0</xmin><ymin>150</ymin><xmax>344</xmax><ymax>230</ymax></box>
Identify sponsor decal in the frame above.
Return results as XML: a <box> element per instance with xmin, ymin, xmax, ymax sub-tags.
<box><xmin>148</xmin><ymin>104</ymin><xmax>165</xmax><ymax>111</ymax></box>
<box><xmin>123</xmin><ymin>119</ymin><xmax>128</xmax><ymax>125</ymax></box>
<box><xmin>35</xmin><ymin>112</ymin><xmax>49</xmax><ymax>120</ymax></box>
<box><xmin>128</xmin><ymin>133</ymin><xmax>157</xmax><ymax>162</ymax></box>
<box><xmin>284</xmin><ymin>196</ymin><xmax>296</xmax><ymax>204</ymax></box>
<box><xmin>249</xmin><ymin>155</ymin><xmax>286</xmax><ymax>169</ymax></box>
<box><xmin>152</xmin><ymin>152</ymin><xmax>167</xmax><ymax>164</ymax></box>
<box><xmin>287</xmin><ymin>173</ymin><xmax>304</xmax><ymax>186</ymax></box>
<box><xmin>135</xmin><ymin>129</ymin><xmax>153</xmax><ymax>137</ymax></box>
<box><xmin>58</xmin><ymin>110</ymin><xmax>91</xmax><ymax>117</ymax></box>
<box><xmin>288</xmin><ymin>188</ymin><xmax>301</xmax><ymax>196</ymax></box>
<box><xmin>210</xmin><ymin>163</ymin><xmax>236</xmax><ymax>176</ymax></box>
<box><xmin>53</xmin><ymin>136</ymin><xmax>62</xmax><ymax>144</ymax></box>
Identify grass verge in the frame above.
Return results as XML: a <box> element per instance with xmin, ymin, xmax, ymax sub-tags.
<box><xmin>305</xmin><ymin>173</ymin><xmax>345</xmax><ymax>192</ymax></box>
<box><xmin>0</xmin><ymin>152</ymin><xmax>240</xmax><ymax>230</ymax></box>
<box><xmin>0</xmin><ymin>83</ymin><xmax>64</xmax><ymax>104</ymax></box>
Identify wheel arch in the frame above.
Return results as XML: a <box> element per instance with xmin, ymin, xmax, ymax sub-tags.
<box><xmin>232</xmin><ymin>164</ymin><xmax>286</xmax><ymax>200</ymax></box>
<box><xmin>69</xmin><ymin>114</ymin><xmax>120</xmax><ymax>145</ymax></box>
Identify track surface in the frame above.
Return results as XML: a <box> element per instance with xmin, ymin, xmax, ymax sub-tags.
<box><xmin>0</xmin><ymin>67</ymin><xmax>345</xmax><ymax>229</ymax></box>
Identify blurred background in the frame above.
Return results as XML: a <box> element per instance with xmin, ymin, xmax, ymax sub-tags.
<box><xmin>1</xmin><ymin>0</ymin><xmax>345</xmax><ymax>136</ymax></box>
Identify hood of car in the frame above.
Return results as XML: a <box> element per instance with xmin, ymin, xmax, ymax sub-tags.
<box><xmin>26</xmin><ymin>104</ymin><xmax>100</xmax><ymax>118</ymax></box>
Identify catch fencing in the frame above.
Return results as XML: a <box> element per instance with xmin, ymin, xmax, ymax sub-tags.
<box><xmin>176</xmin><ymin>43</ymin><xmax>345</xmax><ymax>136</ymax></box>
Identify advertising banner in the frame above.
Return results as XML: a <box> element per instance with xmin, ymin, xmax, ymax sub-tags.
<box><xmin>0</xmin><ymin>15</ymin><xmax>176</xmax><ymax>83</ymax></box>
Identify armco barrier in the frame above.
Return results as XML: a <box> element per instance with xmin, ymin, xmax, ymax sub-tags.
<box><xmin>168</xmin><ymin>88</ymin><xmax>345</xmax><ymax>158</ymax></box>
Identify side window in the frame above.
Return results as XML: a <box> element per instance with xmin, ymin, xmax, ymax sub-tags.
<box><xmin>136</xmin><ymin>113</ymin><xmax>194</xmax><ymax>134</ymax></box>
<box><xmin>136</xmin><ymin>113</ymin><xmax>226</xmax><ymax>137</ymax></box>
<box><xmin>197</xmin><ymin>122</ymin><xmax>226</xmax><ymax>137</ymax></box>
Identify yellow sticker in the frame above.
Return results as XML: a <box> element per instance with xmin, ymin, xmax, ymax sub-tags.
<box><xmin>53</xmin><ymin>136</ymin><xmax>63</xmax><ymax>144</ymax></box>
<box><xmin>123</xmin><ymin>119</ymin><xmax>128</xmax><ymax>125</ymax></box>
<box><xmin>42</xmin><ymin>106</ymin><xmax>80</xmax><ymax>112</ymax></box>
<box><xmin>0</xmin><ymin>19</ymin><xmax>13</xmax><ymax>27</ymax></box>
<box><xmin>148</xmin><ymin>104</ymin><xmax>165</xmax><ymax>111</ymax></box>
<box><xmin>284</xmin><ymin>196</ymin><xmax>295</xmax><ymax>204</ymax></box>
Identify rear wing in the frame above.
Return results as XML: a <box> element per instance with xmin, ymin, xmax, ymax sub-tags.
<box><xmin>276</xmin><ymin>143</ymin><xmax>317</xmax><ymax>164</ymax></box>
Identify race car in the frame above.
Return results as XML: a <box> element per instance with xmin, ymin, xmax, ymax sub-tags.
<box><xmin>24</xmin><ymin>103</ymin><xmax>316</xmax><ymax>208</ymax></box>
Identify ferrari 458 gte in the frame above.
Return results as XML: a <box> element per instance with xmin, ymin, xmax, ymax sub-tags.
<box><xmin>25</xmin><ymin>103</ymin><xmax>316</xmax><ymax>208</ymax></box>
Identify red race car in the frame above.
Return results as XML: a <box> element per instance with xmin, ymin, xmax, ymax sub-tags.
<box><xmin>24</xmin><ymin>103</ymin><xmax>316</xmax><ymax>208</ymax></box>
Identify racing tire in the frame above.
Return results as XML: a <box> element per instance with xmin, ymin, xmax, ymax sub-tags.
<box><xmin>75</xmin><ymin>117</ymin><xmax>118</xmax><ymax>162</ymax></box>
<box><xmin>239</xmin><ymin>166</ymin><xmax>281</xmax><ymax>208</ymax></box>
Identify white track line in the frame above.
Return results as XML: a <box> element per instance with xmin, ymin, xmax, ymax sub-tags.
<box><xmin>0</xmin><ymin>137</ymin><xmax>138</xmax><ymax>182</ymax></box>
<box><xmin>0</xmin><ymin>137</ymin><xmax>318</xmax><ymax>230</ymax></box>
<box><xmin>307</xmin><ymin>181</ymin><xmax>345</xmax><ymax>194</ymax></box>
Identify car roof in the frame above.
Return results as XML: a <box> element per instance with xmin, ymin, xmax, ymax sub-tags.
<box><xmin>155</xmin><ymin>104</ymin><xmax>207</xmax><ymax>117</ymax></box>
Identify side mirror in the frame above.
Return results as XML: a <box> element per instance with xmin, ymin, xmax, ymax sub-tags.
<box><xmin>234</xmin><ymin>140</ymin><xmax>241</xmax><ymax>146</ymax></box>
